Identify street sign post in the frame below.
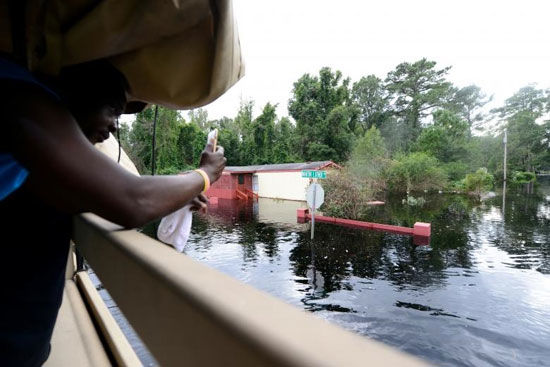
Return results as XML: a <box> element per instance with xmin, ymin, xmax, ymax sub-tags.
<box><xmin>306</xmin><ymin>183</ymin><xmax>324</xmax><ymax>240</ymax></box>
<box><xmin>301</xmin><ymin>170</ymin><xmax>327</xmax><ymax>179</ymax></box>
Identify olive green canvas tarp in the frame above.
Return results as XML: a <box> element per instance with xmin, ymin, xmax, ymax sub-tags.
<box><xmin>1</xmin><ymin>0</ymin><xmax>244</xmax><ymax>109</ymax></box>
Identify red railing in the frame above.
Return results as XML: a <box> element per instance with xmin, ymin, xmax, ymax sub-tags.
<box><xmin>244</xmin><ymin>188</ymin><xmax>259</xmax><ymax>200</ymax></box>
<box><xmin>235</xmin><ymin>189</ymin><xmax>248</xmax><ymax>200</ymax></box>
<box><xmin>236</xmin><ymin>188</ymin><xmax>258</xmax><ymax>201</ymax></box>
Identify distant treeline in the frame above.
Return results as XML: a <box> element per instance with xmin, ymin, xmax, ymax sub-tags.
<box><xmin>120</xmin><ymin>58</ymin><xmax>550</xmax><ymax>196</ymax></box>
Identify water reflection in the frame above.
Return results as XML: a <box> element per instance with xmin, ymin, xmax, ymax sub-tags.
<box><xmin>180</xmin><ymin>180</ymin><xmax>550</xmax><ymax>367</ymax></box>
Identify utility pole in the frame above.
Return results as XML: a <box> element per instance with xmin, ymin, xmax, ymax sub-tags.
<box><xmin>151</xmin><ymin>105</ymin><xmax>159</xmax><ymax>175</ymax></box>
<box><xmin>503</xmin><ymin>128</ymin><xmax>507</xmax><ymax>183</ymax></box>
<box><xmin>502</xmin><ymin>128</ymin><xmax>507</xmax><ymax>214</ymax></box>
<box><xmin>311</xmin><ymin>181</ymin><xmax>316</xmax><ymax>240</ymax></box>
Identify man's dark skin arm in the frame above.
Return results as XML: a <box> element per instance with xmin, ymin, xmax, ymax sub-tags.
<box><xmin>2</xmin><ymin>83</ymin><xmax>225</xmax><ymax>228</ymax></box>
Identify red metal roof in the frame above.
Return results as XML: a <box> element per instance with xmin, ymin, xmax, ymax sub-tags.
<box><xmin>224</xmin><ymin>161</ymin><xmax>341</xmax><ymax>174</ymax></box>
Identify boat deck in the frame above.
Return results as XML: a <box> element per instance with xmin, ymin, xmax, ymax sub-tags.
<box><xmin>45</xmin><ymin>281</ymin><xmax>111</xmax><ymax>367</ymax></box>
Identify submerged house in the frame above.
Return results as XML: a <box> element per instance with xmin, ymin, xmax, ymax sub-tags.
<box><xmin>206</xmin><ymin>161</ymin><xmax>340</xmax><ymax>201</ymax></box>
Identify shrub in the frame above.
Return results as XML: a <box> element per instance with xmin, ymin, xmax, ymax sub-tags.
<box><xmin>511</xmin><ymin>171</ymin><xmax>536</xmax><ymax>184</ymax></box>
<box><xmin>443</xmin><ymin>161</ymin><xmax>469</xmax><ymax>183</ymax></box>
<box><xmin>463</xmin><ymin>168</ymin><xmax>494</xmax><ymax>196</ymax></box>
<box><xmin>321</xmin><ymin>169</ymin><xmax>373</xmax><ymax>219</ymax></box>
<box><xmin>387</xmin><ymin>152</ymin><xmax>447</xmax><ymax>193</ymax></box>
<box><xmin>404</xmin><ymin>195</ymin><xmax>426</xmax><ymax>207</ymax></box>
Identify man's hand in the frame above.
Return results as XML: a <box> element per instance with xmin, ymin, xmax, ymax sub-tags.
<box><xmin>199</xmin><ymin>143</ymin><xmax>226</xmax><ymax>183</ymax></box>
<box><xmin>189</xmin><ymin>193</ymin><xmax>209</xmax><ymax>212</ymax></box>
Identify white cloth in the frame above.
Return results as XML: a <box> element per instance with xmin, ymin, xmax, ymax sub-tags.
<box><xmin>157</xmin><ymin>205</ymin><xmax>193</xmax><ymax>252</ymax></box>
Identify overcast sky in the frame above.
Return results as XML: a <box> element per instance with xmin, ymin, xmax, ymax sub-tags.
<box><xmin>202</xmin><ymin>0</ymin><xmax>550</xmax><ymax>121</ymax></box>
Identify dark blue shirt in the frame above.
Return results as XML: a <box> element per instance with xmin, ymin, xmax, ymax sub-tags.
<box><xmin>0</xmin><ymin>57</ymin><xmax>69</xmax><ymax>367</ymax></box>
<box><xmin>0</xmin><ymin>58</ymin><xmax>59</xmax><ymax>200</ymax></box>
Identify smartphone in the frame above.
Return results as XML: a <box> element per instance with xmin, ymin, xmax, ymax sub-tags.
<box><xmin>207</xmin><ymin>129</ymin><xmax>218</xmax><ymax>151</ymax></box>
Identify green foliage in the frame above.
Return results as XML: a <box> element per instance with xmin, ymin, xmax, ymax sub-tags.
<box><xmin>218</xmin><ymin>127</ymin><xmax>241</xmax><ymax>165</ymax></box>
<box><xmin>506</xmin><ymin>111</ymin><xmax>547</xmax><ymax>173</ymax></box>
<box><xmin>351</xmin><ymin>126</ymin><xmax>387</xmax><ymax>160</ymax></box>
<box><xmin>216</xmin><ymin>101</ymin><xmax>298</xmax><ymax>165</ymax></box>
<box><xmin>351</xmin><ymin>75</ymin><xmax>390</xmax><ymax>133</ymax></box>
<box><xmin>250</xmin><ymin>103</ymin><xmax>277</xmax><ymax>164</ymax></box>
<box><xmin>289</xmin><ymin>67</ymin><xmax>355</xmax><ymax>162</ymax></box>
<box><xmin>404</xmin><ymin>195</ymin><xmax>426</xmax><ymax>207</ymax></box>
<box><xmin>492</xmin><ymin>85</ymin><xmax>547</xmax><ymax>119</ymax></box>
<box><xmin>120</xmin><ymin>61</ymin><xmax>547</xmax><ymax>197</ymax></box>
<box><xmin>156</xmin><ymin>166</ymin><xmax>183</xmax><ymax>175</ymax></box>
<box><xmin>511</xmin><ymin>171</ymin><xmax>536</xmax><ymax>184</ymax></box>
<box><xmin>177</xmin><ymin>122</ymin><xmax>206</xmax><ymax>169</ymax></box>
<box><xmin>127</xmin><ymin>106</ymin><xmax>183</xmax><ymax>174</ymax></box>
<box><xmin>466</xmin><ymin>135</ymin><xmax>502</xmax><ymax>175</ymax></box>
<box><xmin>489</xmin><ymin>86</ymin><xmax>550</xmax><ymax>176</ymax></box>
<box><xmin>306</xmin><ymin>142</ymin><xmax>336</xmax><ymax>161</ymax></box>
<box><xmin>379</xmin><ymin>116</ymin><xmax>412</xmax><ymax>155</ymax></box>
<box><xmin>126</xmin><ymin>106</ymin><xmax>206</xmax><ymax>174</ymax></box>
<box><xmin>388</xmin><ymin>152</ymin><xmax>447</xmax><ymax>193</ymax></box>
<box><xmin>414</xmin><ymin>110</ymin><xmax>469</xmax><ymax>163</ymax></box>
<box><xmin>125</xmin><ymin>99</ymin><xmax>302</xmax><ymax>171</ymax></box>
<box><xmin>447</xmin><ymin>85</ymin><xmax>491</xmax><ymax>130</ymax></box>
<box><xmin>187</xmin><ymin>108</ymin><xmax>210</xmax><ymax>129</ymax></box>
<box><xmin>463</xmin><ymin>168</ymin><xmax>494</xmax><ymax>196</ymax></box>
<box><xmin>385</xmin><ymin>58</ymin><xmax>453</xmax><ymax>139</ymax></box>
<box><xmin>348</xmin><ymin>126</ymin><xmax>390</xmax><ymax>194</ymax></box>
<box><xmin>272</xmin><ymin>117</ymin><xmax>297</xmax><ymax>163</ymax></box>
<box><xmin>234</xmin><ymin>100</ymin><xmax>256</xmax><ymax>164</ymax></box>
<box><xmin>126</xmin><ymin>109</ymin><xmax>153</xmax><ymax>174</ymax></box>
<box><xmin>117</xmin><ymin>120</ymin><xmax>131</xmax><ymax>153</ymax></box>
<box><xmin>442</xmin><ymin>162</ymin><xmax>469</xmax><ymax>182</ymax></box>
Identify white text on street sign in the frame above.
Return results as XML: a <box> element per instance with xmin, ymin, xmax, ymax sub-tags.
<box><xmin>302</xmin><ymin>170</ymin><xmax>326</xmax><ymax>179</ymax></box>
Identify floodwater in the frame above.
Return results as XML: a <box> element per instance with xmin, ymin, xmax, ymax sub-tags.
<box><xmin>101</xmin><ymin>178</ymin><xmax>550</xmax><ymax>366</ymax></box>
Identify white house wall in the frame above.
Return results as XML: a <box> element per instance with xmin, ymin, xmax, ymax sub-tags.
<box><xmin>256</xmin><ymin>171</ymin><xmax>310</xmax><ymax>201</ymax></box>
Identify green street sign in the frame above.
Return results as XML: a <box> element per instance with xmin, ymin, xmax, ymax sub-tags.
<box><xmin>301</xmin><ymin>170</ymin><xmax>326</xmax><ymax>179</ymax></box>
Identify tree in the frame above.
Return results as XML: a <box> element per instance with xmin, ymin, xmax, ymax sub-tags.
<box><xmin>127</xmin><ymin>109</ymin><xmax>154</xmax><ymax>174</ymax></box>
<box><xmin>177</xmin><ymin>121</ymin><xmax>206</xmax><ymax>169</ymax></box>
<box><xmin>492</xmin><ymin>85</ymin><xmax>547</xmax><ymax>120</ymax></box>
<box><xmin>491</xmin><ymin>86</ymin><xmax>549</xmax><ymax>174</ymax></box>
<box><xmin>289</xmin><ymin>67</ymin><xmax>355</xmax><ymax>162</ymax></box>
<box><xmin>379</xmin><ymin>116</ymin><xmax>412</xmax><ymax>155</ymax></box>
<box><xmin>151</xmin><ymin>107</ymin><xmax>181</xmax><ymax>174</ymax></box>
<box><xmin>126</xmin><ymin>106</ymin><xmax>183</xmax><ymax>174</ymax></box>
<box><xmin>448</xmin><ymin>85</ymin><xmax>491</xmax><ymax>132</ymax></box>
<box><xmin>234</xmin><ymin>100</ymin><xmax>256</xmax><ymax>165</ymax></box>
<box><xmin>351</xmin><ymin>75</ymin><xmax>390</xmax><ymax>133</ymax></box>
<box><xmin>218</xmin><ymin>124</ymin><xmax>242</xmax><ymax>165</ymax></box>
<box><xmin>187</xmin><ymin>108</ymin><xmax>211</xmax><ymax>130</ymax></box>
<box><xmin>323</xmin><ymin>105</ymin><xmax>354</xmax><ymax>162</ymax></box>
<box><xmin>466</xmin><ymin>135</ymin><xmax>503</xmax><ymax>178</ymax></box>
<box><xmin>414</xmin><ymin>110</ymin><xmax>469</xmax><ymax>163</ymax></box>
<box><xmin>348</xmin><ymin>126</ymin><xmax>390</xmax><ymax>194</ymax></box>
<box><xmin>117</xmin><ymin>120</ymin><xmax>132</xmax><ymax>154</ymax></box>
<box><xmin>272</xmin><ymin>117</ymin><xmax>297</xmax><ymax>163</ymax></box>
<box><xmin>385</xmin><ymin>58</ymin><xmax>453</xmax><ymax>139</ymax></box>
<box><xmin>250</xmin><ymin>103</ymin><xmax>277</xmax><ymax>164</ymax></box>
<box><xmin>506</xmin><ymin>111</ymin><xmax>547</xmax><ymax>172</ymax></box>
